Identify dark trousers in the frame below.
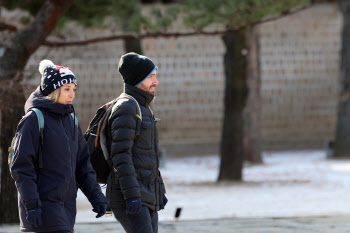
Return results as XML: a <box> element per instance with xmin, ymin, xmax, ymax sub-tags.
<box><xmin>112</xmin><ymin>206</ymin><xmax>158</xmax><ymax>233</ymax></box>
<box><xmin>35</xmin><ymin>231</ymin><xmax>73</xmax><ymax>233</ymax></box>
<box><xmin>34</xmin><ymin>231</ymin><xmax>73</xmax><ymax>233</ymax></box>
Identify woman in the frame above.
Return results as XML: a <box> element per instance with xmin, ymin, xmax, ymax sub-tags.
<box><xmin>10</xmin><ymin>60</ymin><xmax>108</xmax><ymax>233</ymax></box>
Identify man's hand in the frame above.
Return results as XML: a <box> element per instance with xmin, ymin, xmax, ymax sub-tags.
<box><xmin>126</xmin><ymin>197</ymin><xmax>142</xmax><ymax>215</ymax></box>
<box><xmin>160</xmin><ymin>194</ymin><xmax>168</xmax><ymax>210</ymax></box>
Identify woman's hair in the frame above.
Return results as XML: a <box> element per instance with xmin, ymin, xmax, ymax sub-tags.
<box><xmin>45</xmin><ymin>87</ymin><xmax>61</xmax><ymax>102</ymax></box>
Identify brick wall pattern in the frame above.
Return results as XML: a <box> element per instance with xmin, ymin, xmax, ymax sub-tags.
<box><xmin>15</xmin><ymin>2</ymin><xmax>342</xmax><ymax>150</ymax></box>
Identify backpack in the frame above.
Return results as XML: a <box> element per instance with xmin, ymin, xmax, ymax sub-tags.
<box><xmin>8</xmin><ymin>108</ymin><xmax>78</xmax><ymax>171</ymax></box>
<box><xmin>84</xmin><ymin>93</ymin><xmax>142</xmax><ymax>184</ymax></box>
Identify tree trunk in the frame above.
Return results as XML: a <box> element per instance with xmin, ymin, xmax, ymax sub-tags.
<box><xmin>0</xmin><ymin>0</ymin><xmax>73</xmax><ymax>223</ymax></box>
<box><xmin>0</xmin><ymin>77</ymin><xmax>25</xmax><ymax>223</ymax></box>
<box><xmin>124</xmin><ymin>38</ymin><xmax>142</xmax><ymax>54</ymax></box>
<box><xmin>218</xmin><ymin>29</ymin><xmax>248</xmax><ymax>181</ymax></box>
<box><xmin>243</xmin><ymin>27</ymin><xmax>263</xmax><ymax>164</ymax></box>
<box><xmin>334</xmin><ymin>0</ymin><xmax>350</xmax><ymax>158</ymax></box>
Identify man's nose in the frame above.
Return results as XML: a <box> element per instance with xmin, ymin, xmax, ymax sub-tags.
<box><xmin>153</xmin><ymin>77</ymin><xmax>159</xmax><ymax>86</ymax></box>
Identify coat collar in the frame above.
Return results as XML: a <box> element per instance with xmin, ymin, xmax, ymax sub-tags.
<box><xmin>24</xmin><ymin>86</ymin><xmax>73</xmax><ymax>116</ymax></box>
<box><xmin>124</xmin><ymin>84</ymin><xmax>154</xmax><ymax>107</ymax></box>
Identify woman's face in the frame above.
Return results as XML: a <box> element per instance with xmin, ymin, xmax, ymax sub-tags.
<box><xmin>57</xmin><ymin>83</ymin><xmax>76</xmax><ymax>105</ymax></box>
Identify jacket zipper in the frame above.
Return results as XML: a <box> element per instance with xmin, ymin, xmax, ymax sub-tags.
<box><xmin>151</xmin><ymin>110</ymin><xmax>161</xmax><ymax>209</ymax></box>
<box><xmin>61</xmin><ymin>117</ymin><xmax>73</xmax><ymax>175</ymax></box>
<box><xmin>61</xmin><ymin>116</ymin><xmax>74</xmax><ymax>219</ymax></box>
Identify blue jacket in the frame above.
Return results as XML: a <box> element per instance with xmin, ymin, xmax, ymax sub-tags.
<box><xmin>10</xmin><ymin>86</ymin><xmax>108</xmax><ymax>232</ymax></box>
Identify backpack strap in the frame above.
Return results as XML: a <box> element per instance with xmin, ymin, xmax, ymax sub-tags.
<box><xmin>70</xmin><ymin>113</ymin><xmax>80</xmax><ymax>144</ymax></box>
<box><xmin>8</xmin><ymin>138</ymin><xmax>15</xmax><ymax>170</ymax></box>
<box><xmin>99</xmin><ymin>100</ymin><xmax>120</xmax><ymax>161</ymax></box>
<box><xmin>121</xmin><ymin>93</ymin><xmax>142</xmax><ymax>136</ymax></box>
<box><xmin>123</xmin><ymin>94</ymin><xmax>142</xmax><ymax>119</ymax></box>
<box><xmin>105</xmin><ymin>160</ymin><xmax>114</xmax><ymax>216</ymax></box>
<box><xmin>31</xmin><ymin>108</ymin><xmax>44</xmax><ymax>136</ymax></box>
<box><xmin>30</xmin><ymin>108</ymin><xmax>44</xmax><ymax>169</ymax></box>
<box><xmin>70</xmin><ymin>113</ymin><xmax>79</xmax><ymax>127</ymax></box>
<box><xmin>8</xmin><ymin>108</ymin><xmax>44</xmax><ymax>170</ymax></box>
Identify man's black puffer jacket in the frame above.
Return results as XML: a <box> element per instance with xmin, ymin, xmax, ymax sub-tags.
<box><xmin>108</xmin><ymin>84</ymin><xmax>166</xmax><ymax>211</ymax></box>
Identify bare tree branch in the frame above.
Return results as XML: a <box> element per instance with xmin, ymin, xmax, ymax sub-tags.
<box><xmin>43</xmin><ymin>2</ymin><xmax>313</xmax><ymax>47</ymax></box>
<box><xmin>0</xmin><ymin>0</ymin><xmax>74</xmax><ymax>80</ymax></box>
<box><xmin>0</xmin><ymin>22</ymin><xmax>18</xmax><ymax>32</ymax></box>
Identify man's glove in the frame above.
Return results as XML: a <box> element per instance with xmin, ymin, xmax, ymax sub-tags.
<box><xmin>26</xmin><ymin>207</ymin><xmax>43</xmax><ymax>227</ymax></box>
<box><xmin>160</xmin><ymin>194</ymin><xmax>168</xmax><ymax>210</ymax></box>
<box><xmin>92</xmin><ymin>203</ymin><xmax>108</xmax><ymax>218</ymax></box>
<box><xmin>126</xmin><ymin>197</ymin><xmax>142</xmax><ymax>215</ymax></box>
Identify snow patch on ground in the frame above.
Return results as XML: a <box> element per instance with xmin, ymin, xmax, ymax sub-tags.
<box><xmin>76</xmin><ymin>150</ymin><xmax>350</xmax><ymax>223</ymax></box>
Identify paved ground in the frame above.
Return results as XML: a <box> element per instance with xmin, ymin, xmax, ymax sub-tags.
<box><xmin>1</xmin><ymin>215</ymin><xmax>350</xmax><ymax>233</ymax></box>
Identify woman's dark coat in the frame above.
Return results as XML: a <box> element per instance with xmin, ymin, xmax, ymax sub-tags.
<box><xmin>10</xmin><ymin>86</ymin><xmax>107</xmax><ymax>232</ymax></box>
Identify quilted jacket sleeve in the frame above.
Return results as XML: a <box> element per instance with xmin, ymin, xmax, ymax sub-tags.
<box><xmin>10</xmin><ymin>112</ymin><xmax>42</xmax><ymax>210</ymax></box>
<box><xmin>109</xmin><ymin>99</ymin><xmax>140</xmax><ymax>200</ymax></box>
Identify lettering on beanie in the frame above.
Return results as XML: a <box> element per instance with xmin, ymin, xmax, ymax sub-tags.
<box><xmin>53</xmin><ymin>78</ymin><xmax>77</xmax><ymax>90</ymax></box>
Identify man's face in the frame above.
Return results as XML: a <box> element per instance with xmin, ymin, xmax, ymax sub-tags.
<box><xmin>137</xmin><ymin>70</ymin><xmax>158</xmax><ymax>95</ymax></box>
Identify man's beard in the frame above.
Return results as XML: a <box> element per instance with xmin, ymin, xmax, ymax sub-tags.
<box><xmin>149</xmin><ymin>85</ymin><xmax>156</xmax><ymax>95</ymax></box>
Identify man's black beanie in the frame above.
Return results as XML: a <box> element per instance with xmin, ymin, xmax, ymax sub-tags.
<box><xmin>118</xmin><ymin>52</ymin><xmax>157</xmax><ymax>86</ymax></box>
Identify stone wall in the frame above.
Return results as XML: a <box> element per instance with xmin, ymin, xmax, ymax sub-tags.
<box><xmin>21</xmin><ymin>36</ymin><xmax>225</xmax><ymax>150</ymax></box>
<box><xmin>257</xmin><ymin>2</ymin><xmax>342</xmax><ymax>149</ymax></box>
<box><xmin>11</xmin><ymin>2</ymin><xmax>343</xmax><ymax>152</ymax></box>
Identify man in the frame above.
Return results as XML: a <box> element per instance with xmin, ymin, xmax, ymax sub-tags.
<box><xmin>107</xmin><ymin>52</ymin><xmax>167</xmax><ymax>233</ymax></box>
